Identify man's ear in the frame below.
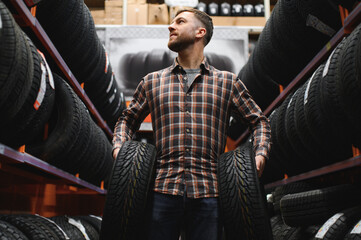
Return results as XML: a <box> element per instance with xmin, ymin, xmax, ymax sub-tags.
<box><xmin>196</xmin><ymin>27</ymin><xmax>206</xmax><ymax>39</ymax></box>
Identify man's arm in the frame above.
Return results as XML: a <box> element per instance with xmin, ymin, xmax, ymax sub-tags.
<box><xmin>232</xmin><ymin>78</ymin><xmax>271</xmax><ymax>177</ymax></box>
<box><xmin>112</xmin><ymin>79</ymin><xmax>150</xmax><ymax>159</ymax></box>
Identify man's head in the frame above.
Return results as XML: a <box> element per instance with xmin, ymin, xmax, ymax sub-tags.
<box><xmin>168</xmin><ymin>8</ymin><xmax>213</xmax><ymax>52</ymax></box>
<box><xmin>175</xmin><ymin>9</ymin><xmax>213</xmax><ymax>46</ymax></box>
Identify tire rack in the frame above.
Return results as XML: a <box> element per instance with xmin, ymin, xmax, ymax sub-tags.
<box><xmin>233</xmin><ymin>3</ymin><xmax>361</xmax><ymax>190</ymax></box>
<box><xmin>0</xmin><ymin>0</ymin><xmax>110</xmax><ymax>215</ymax></box>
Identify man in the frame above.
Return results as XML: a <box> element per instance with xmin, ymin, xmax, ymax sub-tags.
<box><xmin>112</xmin><ymin>8</ymin><xmax>271</xmax><ymax>240</ymax></box>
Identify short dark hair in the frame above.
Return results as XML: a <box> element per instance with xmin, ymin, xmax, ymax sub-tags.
<box><xmin>175</xmin><ymin>8</ymin><xmax>214</xmax><ymax>46</ymax></box>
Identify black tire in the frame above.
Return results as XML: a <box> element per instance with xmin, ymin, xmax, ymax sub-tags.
<box><xmin>26</xmin><ymin>74</ymin><xmax>84</xmax><ymax>171</ymax></box>
<box><xmin>79</xmin><ymin>120</ymin><xmax>113</xmax><ymax>185</ymax></box>
<box><xmin>0</xmin><ymin>215</ymin><xmax>56</xmax><ymax>240</ymax></box>
<box><xmin>100</xmin><ymin>141</ymin><xmax>157</xmax><ymax>240</ymax></box>
<box><xmin>339</xmin><ymin>22</ymin><xmax>361</xmax><ymax>133</ymax></box>
<box><xmin>218</xmin><ymin>140</ymin><xmax>273</xmax><ymax>240</ymax></box>
<box><xmin>303</xmin><ymin>63</ymin><xmax>352</xmax><ymax>164</ymax></box>
<box><xmin>0</xmin><ymin>27</ymin><xmax>33</xmax><ymax>124</ymax></box>
<box><xmin>344</xmin><ymin>218</ymin><xmax>361</xmax><ymax>240</ymax></box>
<box><xmin>274</xmin><ymin>94</ymin><xmax>300</xmax><ymax>176</ymax></box>
<box><xmin>319</xmin><ymin>36</ymin><xmax>361</xmax><ymax>148</ymax></box>
<box><xmin>0</xmin><ymin>40</ymin><xmax>55</xmax><ymax>148</ymax></box>
<box><xmin>0</xmin><ymin>219</ymin><xmax>29</xmax><ymax>240</ymax></box>
<box><xmin>20</xmin><ymin>215</ymin><xmax>67</xmax><ymax>240</ymax></box>
<box><xmin>50</xmin><ymin>216</ymin><xmax>86</xmax><ymax>240</ymax></box>
<box><xmin>0</xmin><ymin>1</ymin><xmax>20</xmax><ymax>95</ymax></box>
<box><xmin>76</xmin><ymin>216</ymin><xmax>102</xmax><ymax>234</ymax></box>
<box><xmin>270</xmin><ymin>215</ymin><xmax>284</xmax><ymax>239</ymax></box>
<box><xmin>261</xmin><ymin>109</ymin><xmax>286</xmax><ymax>184</ymax></box>
<box><xmin>312</xmin><ymin>206</ymin><xmax>361</xmax><ymax>240</ymax></box>
<box><xmin>71</xmin><ymin>217</ymin><xmax>99</xmax><ymax>240</ymax></box>
<box><xmin>293</xmin><ymin>79</ymin><xmax>325</xmax><ymax>167</ymax></box>
<box><xmin>285</xmin><ymin>225</ymin><xmax>320</xmax><ymax>240</ymax></box>
<box><xmin>273</xmin><ymin>181</ymin><xmax>316</xmax><ymax>214</ymax></box>
<box><xmin>280</xmin><ymin>184</ymin><xmax>361</xmax><ymax>227</ymax></box>
<box><xmin>284</xmin><ymin>87</ymin><xmax>315</xmax><ymax>172</ymax></box>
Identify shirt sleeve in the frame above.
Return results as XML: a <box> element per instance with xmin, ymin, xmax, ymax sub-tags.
<box><xmin>232</xmin><ymin>77</ymin><xmax>271</xmax><ymax>159</ymax></box>
<box><xmin>112</xmin><ymin>79</ymin><xmax>150</xmax><ymax>152</ymax></box>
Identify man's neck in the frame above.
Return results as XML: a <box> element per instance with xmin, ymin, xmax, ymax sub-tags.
<box><xmin>177</xmin><ymin>46</ymin><xmax>204</xmax><ymax>69</ymax></box>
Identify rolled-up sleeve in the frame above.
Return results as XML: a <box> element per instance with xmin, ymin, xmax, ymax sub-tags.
<box><xmin>112</xmin><ymin>79</ymin><xmax>150</xmax><ymax>151</ymax></box>
<box><xmin>232</xmin><ymin>78</ymin><xmax>271</xmax><ymax>159</ymax></box>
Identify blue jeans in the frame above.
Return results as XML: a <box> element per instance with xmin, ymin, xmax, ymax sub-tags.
<box><xmin>145</xmin><ymin>192</ymin><xmax>222</xmax><ymax>240</ymax></box>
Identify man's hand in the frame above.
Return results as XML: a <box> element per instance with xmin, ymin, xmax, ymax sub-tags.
<box><xmin>113</xmin><ymin>148</ymin><xmax>120</xmax><ymax>160</ymax></box>
<box><xmin>255</xmin><ymin>155</ymin><xmax>266</xmax><ymax>177</ymax></box>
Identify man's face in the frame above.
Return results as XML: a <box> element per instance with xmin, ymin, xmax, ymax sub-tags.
<box><xmin>168</xmin><ymin>11</ymin><xmax>200</xmax><ymax>52</ymax></box>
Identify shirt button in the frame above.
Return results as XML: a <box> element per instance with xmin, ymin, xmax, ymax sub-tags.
<box><xmin>186</xmin><ymin>129</ymin><xmax>190</xmax><ymax>133</ymax></box>
<box><xmin>186</xmin><ymin>148</ymin><xmax>190</xmax><ymax>152</ymax></box>
<box><xmin>186</xmin><ymin>111</ymin><xmax>190</xmax><ymax>114</ymax></box>
<box><xmin>184</xmin><ymin>77</ymin><xmax>188</xmax><ymax>80</ymax></box>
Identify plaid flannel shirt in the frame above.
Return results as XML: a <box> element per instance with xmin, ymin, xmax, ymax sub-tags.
<box><xmin>113</xmin><ymin>58</ymin><xmax>271</xmax><ymax>198</ymax></box>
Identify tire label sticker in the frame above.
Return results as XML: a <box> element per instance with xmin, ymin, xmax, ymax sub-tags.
<box><xmin>68</xmin><ymin>217</ymin><xmax>90</xmax><ymax>240</ymax></box>
<box><xmin>112</xmin><ymin>97</ymin><xmax>121</xmax><ymax>116</ymax></box>
<box><xmin>34</xmin><ymin>63</ymin><xmax>47</xmax><ymax>110</ymax></box>
<box><xmin>35</xmin><ymin>214</ymin><xmax>70</xmax><ymax>239</ymax></box>
<box><xmin>287</xmin><ymin>94</ymin><xmax>294</xmax><ymax>109</ymax></box>
<box><xmin>104</xmin><ymin>45</ymin><xmax>110</xmax><ymax>73</ymax></box>
<box><xmin>351</xmin><ymin>220</ymin><xmax>361</xmax><ymax>234</ymax></box>
<box><xmin>304</xmin><ymin>70</ymin><xmax>317</xmax><ymax>105</ymax></box>
<box><xmin>315</xmin><ymin>213</ymin><xmax>344</xmax><ymax>238</ymax></box>
<box><xmin>306</xmin><ymin>14</ymin><xmax>336</xmax><ymax>37</ymax></box>
<box><xmin>323</xmin><ymin>46</ymin><xmax>337</xmax><ymax>78</ymax></box>
<box><xmin>89</xmin><ymin>215</ymin><xmax>102</xmax><ymax>221</ymax></box>
<box><xmin>109</xmin><ymin>88</ymin><xmax>117</xmax><ymax>104</ymax></box>
<box><xmin>106</xmin><ymin>74</ymin><xmax>114</xmax><ymax>93</ymax></box>
<box><xmin>37</xmin><ymin>50</ymin><xmax>55</xmax><ymax>89</ymax></box>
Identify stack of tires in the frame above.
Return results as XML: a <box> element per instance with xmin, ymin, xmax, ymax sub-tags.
<box><xmin>34</xmin><ymin>0</ymin><xmax>126</xmax><ymax>129</ymax></box>
<box><xmin>269</xmin><ymin>182</ymin><xmax>361</xmax><ymax>240</ymax></box>
<box><xmin>238</xmin><ymin>0</ymin><xmax>350</xmax><ymax>111</ymax></box>
<box><xmin>261</xmin><ymin>19</ymin><xmax>361</xmax><ymax>183</ymax></box>
<box><xmin>0</xmin><ymin>213</ymin><xmax>102</xmax><ymax>240</ymax></box>
<box><xmin>0</xmin><ymin>2</ymin><xmax>113</xmax><ymax>186</ymax></box>
<box><xmin>0</xmin><ymin>1</ymin><xmax>55</xmax><ymax>148</ymax></box>
<box><xmin>229</xmin><ymin>0</ymin><xmax>357</xmax><ymax>141</ymax></box>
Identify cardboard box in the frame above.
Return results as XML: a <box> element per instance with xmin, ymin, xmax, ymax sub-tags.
<box><xmin>148</xmin><ymin>4</ymin><xmax>169</xmax><ymax>25</ymax></box>
<box><xmin>93</xmin><ymin>17</ymin><xmax>106</xmax><ymax>25</ymax></box>
<box><xmin>90</xmin><ymin>8</ymin><xmax>105</xmax><ymax>18</ymax></box>
<box><xmin>104</xmin><ymin>18</ymin><xmax>123</xmax><ymax>25</ymax></box>
<box><xmin>127</xmin><ymin>4</ymin><xmax>148</xmax><ymax>25</ymax></box>
<box><xmin>169</xmin><ymin>6</ymin><xmax>191</xmax><ymax>21</ymax></box>
<box><xmin>105</xmin><ymin>11</ymin><xmax>123</xmax><ymax>19</ymax></box>
<box><xmin>211</xmin><ymin>16</ymin><xmax>266</xmax><ymax>26</ymax></box>
<box><xmin>127</xmin><ymin>0</ymin><xmax>147</xmax><ymax>4</ymax></box>
<box><xmin>105</xmin><ymin>0</ymin><xmax>123</xmax><ymax>8</ymax></box>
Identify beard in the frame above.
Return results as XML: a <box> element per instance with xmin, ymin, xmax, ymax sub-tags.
<box><xmin>168</xmin><ymin>33</ymin><xmax>195</xmax><ymax>52</ymax></box>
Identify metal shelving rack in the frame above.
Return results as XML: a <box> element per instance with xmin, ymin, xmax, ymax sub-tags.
<box><xmin>0</xmin><ymin>0</ymin><xmax>112</xmax><ymax>205</ymax></box>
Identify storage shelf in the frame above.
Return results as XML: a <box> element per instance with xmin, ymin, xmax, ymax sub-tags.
<box><xmin>264</xmin><ymin>155</ymin><xmax>361</xmax><ymax>189</ymax></box>
<box><xmin>0</xmin><ymin>143</ymin><xmax>106</xmax><ymax>195</ymax></box>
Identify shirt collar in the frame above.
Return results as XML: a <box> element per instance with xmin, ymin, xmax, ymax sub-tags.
<box><xmin>170</xmin><ymin>57</ymin><xmax>211</xmax><ymax>74</ymax></box>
